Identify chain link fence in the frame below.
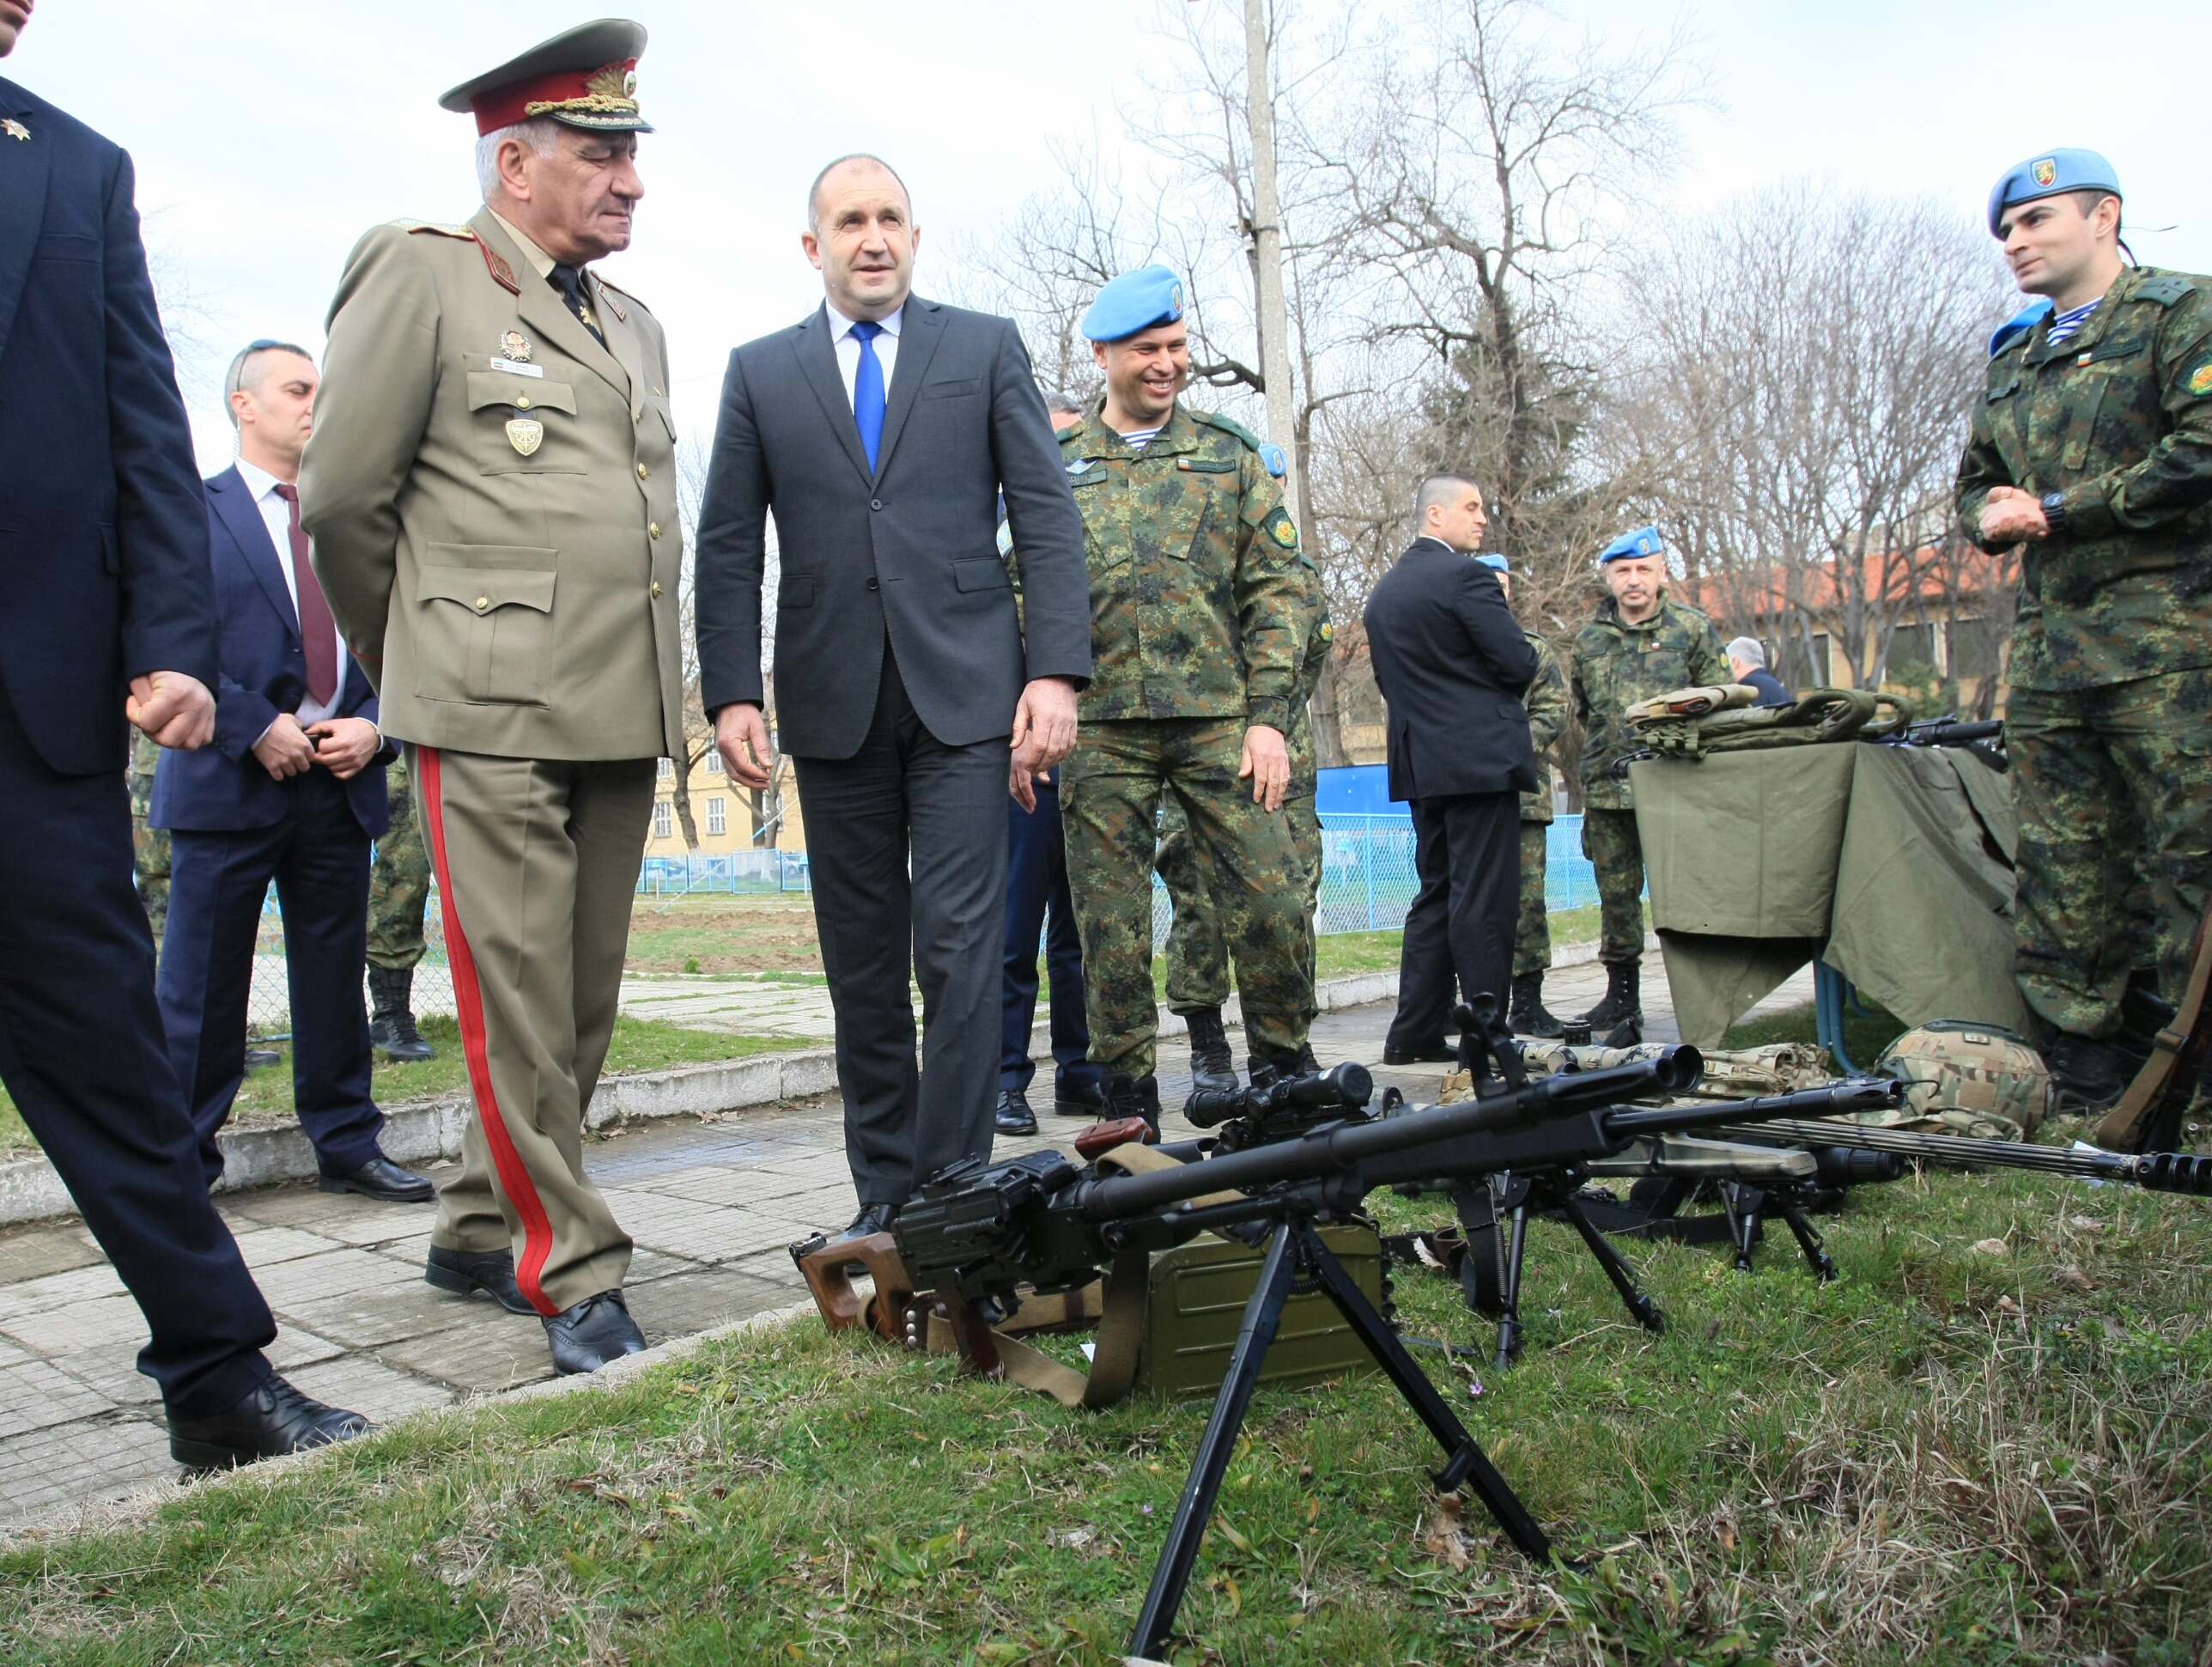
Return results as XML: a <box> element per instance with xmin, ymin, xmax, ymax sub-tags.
<box><xmin>238</xmin><ymin>815</ymin><xmax>1601</xmax><ymax>1032</ymax></box>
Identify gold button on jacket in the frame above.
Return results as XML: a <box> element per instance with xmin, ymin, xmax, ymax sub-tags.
<box><xmin>299</xmin><ymin>208</ymin><xmax>684</xmax><ymax>761</ymax></box>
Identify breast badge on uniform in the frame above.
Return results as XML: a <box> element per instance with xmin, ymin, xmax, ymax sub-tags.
<box><xmin>1263</xmin><ymin>505</ymin><xmax>1299</xmax><ymax>549</ymax></box>
<box><xmin>506</xmin><ymin>417</ymin><xmax>544</xmax><ymax>457</ymax></box>
<box><xmin>2190</xmin><ymin>362</ymin><xmax>2212</xmax><ymax>398</ymax></box>
<box><xmin>500</xmin><ymin>331</ymin><xmax>533</xmax><ymax>363</ymax></box>
<box><xmin>1</xmin><ymin>119</ymin><xmax>28</xmax><ymax>142</ymax></box>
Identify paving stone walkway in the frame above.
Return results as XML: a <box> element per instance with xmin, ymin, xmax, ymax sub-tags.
<box><xmin>0</xmin><ymin>958</ymin><xmax>1812</xmax><ymax>1534</ymax></box>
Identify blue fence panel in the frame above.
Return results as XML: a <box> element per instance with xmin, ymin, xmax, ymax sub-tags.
<box><xmin>636</xmin><ymin>849</ymin><xmax>811</xmax><ymax>897</ymax></box>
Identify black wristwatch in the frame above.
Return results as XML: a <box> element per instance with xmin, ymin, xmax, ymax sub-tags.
<box><xmin>2040</xmin><ymin>490</ymin><xmax>2069</xmax><ymax>536</ymax></box>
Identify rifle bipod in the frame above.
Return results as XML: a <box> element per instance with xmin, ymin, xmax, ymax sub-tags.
<box><xmin>1717</xmin><ymin>1180</ymin><xmax>1839</xmax><ymax>1281</ymax></box>
<box><xmin>1454</xmin><ymin>1176</ymin><xmax>1668</xmax><ymax>1372</ymax></box>
<box><xmin>1127</xmin><ymin>1214</ymin><xmax>1552</xmax><ymax>1664</ymax></box>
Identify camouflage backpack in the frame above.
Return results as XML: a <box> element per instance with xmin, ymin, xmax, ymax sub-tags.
<box><xmin>1869</xmin><ymin>1020</ymin><xmax>2053</xmax><ymax>1141</ymax></box>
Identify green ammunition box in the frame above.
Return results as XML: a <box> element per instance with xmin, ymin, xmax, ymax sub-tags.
<box><xmin>1134</xmin><ymin>1223</ymin><xmax>1384</xmax><ymax>1399</ymax></box>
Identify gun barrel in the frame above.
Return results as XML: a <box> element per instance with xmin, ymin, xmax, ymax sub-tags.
<box><xmin>1603</xmin><ymin>1080</ymin><xmax>1907</xmax><ymax>1137</ymax></box>
<box><xmin>1901</xmin><ymin>720</ymin><xmax>2004</xmax><ymax>747</ymax></box>
<box><xmin>1071</xmin><ymin>1048</ymin><xmax>1704</xmax><ymax>1221</ymax></box>
<box><xmin>1719</xmin><ymin>1117</ymin><xmax>2212</xmax><ymax>1197</ymax></box>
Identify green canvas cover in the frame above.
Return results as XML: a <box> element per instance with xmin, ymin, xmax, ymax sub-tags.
<box><xmin>1632</xmin><ymin>745</ymin><xmax>2029</xmax><ymax>1047</ymax></box>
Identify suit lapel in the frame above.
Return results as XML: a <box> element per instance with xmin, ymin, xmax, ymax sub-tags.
<box><xmin>792</xmin><ymin>306</ymin><xmax>872</xmax><ymax>485</ymax></box>
<box><xmin>470</xmin><ymin>210</ymin><xmax>632</xmax><ymax>403</ymax></box>
<box><xmin>0</xmin><ymin>81</ymin><xmax>55</xmax><ymax>373</ymax></box>
<box><xmin>213</xmin><ymin>467</ymin><xmax>299</xmax><ymax>637</ymax></box>
<box><xmin>594</xmin><ymin>277</ymin><xmax>648</xmax><ymax>412</ymax></box>
<box><xmin>872</xmin><ymin>298</ymin><xmax>945</xmax><ymax>479</ymax></box>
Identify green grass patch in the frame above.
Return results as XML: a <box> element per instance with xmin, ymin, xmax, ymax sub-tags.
<box><xmin>0</xmin><ymin>1017</ymin><xmax>810</xmax><ymax>1155</ymax></box>
<box><xmin>1723</xmin><ymin>995</ymin><xmax>1911</xmax><ymax>1069</ymax></box>
<box><xmin>5</xmin><ymin>1168</ymin><xmax>2207</xmax><ymax>1662</ymax></box>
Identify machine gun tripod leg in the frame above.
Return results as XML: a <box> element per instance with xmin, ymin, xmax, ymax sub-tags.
<box><xmin>1127</xmin><ymin>1216</ymin><xmax>1551</xmax><ymax>1663</ymax></box>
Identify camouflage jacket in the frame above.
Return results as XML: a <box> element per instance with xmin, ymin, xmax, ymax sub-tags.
<box><xmin>1520</xmin><ymin>630</ymin><xmax>1567</xmax><ymax>824</ymax></box>
<box><xmin>1571</xmin><ymin>593</ymin><xmax>1729</xmax><ymax>809</ymax></box>
<box><xmin>1956</xmin><ymin>265</ymin><xmax>2212</xmax><ymax>691</ymax></box>
<box><xmin>1060</xmin><ymin>402</ymin><xmax>1307</xmax><ymax>729</ymax></box>
<box><xmin>1284</xmin><ymin>568</ymin><xmax>1334</xmax><ymax>799</ymax></box>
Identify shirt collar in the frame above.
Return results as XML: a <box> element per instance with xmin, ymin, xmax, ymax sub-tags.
<box><xmin>234</xmin><ymin>458</ymin><xmax>284</xmax><ymax>502</ymax></box>
<box><xmin>823</xmin><ymin>297</ymin><xmax>904</xmax><ymax>342</ymax></box>
<box><xmin>486</xmin><ymin>208</ymin><xmax>562</xmax><ymax>281</ymax></box>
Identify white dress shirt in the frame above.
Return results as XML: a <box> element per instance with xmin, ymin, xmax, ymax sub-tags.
<box><xmin>235</xmin><ymin>457</ymin><xmax>348</xmax><ymax>727</ymax></box>
<box><xmin>823</xmin><ymin>297</ymin><xmax>903</xmax><ymax>407</ymax></box>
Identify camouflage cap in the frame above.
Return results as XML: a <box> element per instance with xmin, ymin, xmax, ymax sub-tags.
<box><xmin>1871</xmin><ymin>1020</ymin><xmax>2054</xmax><ymax>1141</ymax></box>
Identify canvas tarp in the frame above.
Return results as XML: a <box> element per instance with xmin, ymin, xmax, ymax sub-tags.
<box><xmin>1631</xmin><ymin>745</ymin><xmax>2028</xmax><ymax>1048</ymax></box>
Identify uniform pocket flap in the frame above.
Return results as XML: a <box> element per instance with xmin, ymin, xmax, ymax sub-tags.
<box><xmin>465</xmin><ymin>371</ymin><xmax>579</xmax><ymax>414</ymax></box>
<box><xmin>419</xmin><ymin>563</ymin><xmax>556</xmax><ymax>614</ymax></box>
<box><xmin>953</xmin><ymin>557</ymin><xmax>1012</xmax><ymax>593</ymax></box>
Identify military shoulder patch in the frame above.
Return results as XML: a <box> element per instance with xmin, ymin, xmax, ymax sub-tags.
<box><xmin>391</xmin><ymin>219</ymin><xmax>477</xmax><ymax>240</ymax></box>
<box><xmin>2134</xmin><ymin>273</ymin><xmax>2198</xmax><ymax>307</ymax></box>
<box><xmin>1262</xmin><ymin>504</ymin><xmax>1299</xmax><ymax>550</ymax></box>
<box><xmin>2189</xmin><ymin>361</ymin><xmax>2212</xmax><ymax>398</ymax></box>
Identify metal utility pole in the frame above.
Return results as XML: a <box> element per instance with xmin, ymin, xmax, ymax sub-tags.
<box><xmin>1242</xmin><ymin>0</ymin><xmax>1298</xmax><ymax>524</ymax></box>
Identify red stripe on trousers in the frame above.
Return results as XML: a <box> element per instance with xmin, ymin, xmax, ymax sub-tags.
<box><xmin>415</xmin><ymin>746</ymin><xmax>561</xmax><ymax>1317</ymax></box>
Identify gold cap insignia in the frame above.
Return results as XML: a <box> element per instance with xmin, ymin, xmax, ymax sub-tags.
<box><xmin>500</xmin><ymin>330</ymin><xmax>533</xmax><ymax>363</ymax></box>
<box><xmin>2</xmin><ymin>119</ymin><xmax>28</xmax><ymax>142</ymax></box>
<box><xmin>506</xmin><ymin>417</ymin><xmax>544</xmax><ymax>457</ymax></box>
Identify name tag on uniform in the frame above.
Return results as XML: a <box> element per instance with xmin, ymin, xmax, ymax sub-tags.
<box><xmin>488</xmin><ymin>358</ymin><xmax>544</xmax><ymax>378</ymax></box>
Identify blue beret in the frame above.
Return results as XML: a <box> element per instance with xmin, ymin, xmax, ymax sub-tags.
<box><xmin>1082</xmin><ymin>265</ymin><xmax>1186</xmax><ymax>343</ymax></box>
<box><xmin>1600</xmin><ymin>526</ymin><xmax>1664</xmax><ymax>564</ymax></box>
<box><xmin>1477</xmin><ymin>553</ymin><xmax>1509</xmax><ymax>572</ymax></box>
<box><xmin>1987</xmin><ymin>149</ymin><xmax>2121</xmax><ymax>237</ymax></box>
<box><xmin>1989</xmin><ymin>297</ymin><xmax>2054</xmax><ymax>358</ymax></box>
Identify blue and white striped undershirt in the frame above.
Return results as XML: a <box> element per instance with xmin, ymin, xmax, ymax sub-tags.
<box><xmin>1115</xmin><ymin>425</ymin><xmax>1164</xmax><ymax>448</ymax></box>
<box><xmin>2045</xmin><ymin>298</ymin><xmax>2102</xmax><ymax>349</ymax></box>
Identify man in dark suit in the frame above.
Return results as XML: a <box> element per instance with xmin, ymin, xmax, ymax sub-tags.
<box><xmin>696</xmin><ymin>155</ymin><xmax>1091</xmax><ymax>1241</ymax></box>
<box><xmin>1363</xmin><ymin>476</ymin><xmax>1540</xmax><ymax>1063</ymax></box>
<box><xmin>0</xmin><ymin>9</ymin><xmax>366</xmax><ymax>1467</ymax></box>
<box><xmin>153</xmin><ymin>341</ymin><xmax>431</xmax><ymax>1204</ymax></box>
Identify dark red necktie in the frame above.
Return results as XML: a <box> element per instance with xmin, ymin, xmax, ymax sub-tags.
<box><xmin>271</xmin><ymin>483</ymin><xmax>337</xmax><ymax>706</ymax></box>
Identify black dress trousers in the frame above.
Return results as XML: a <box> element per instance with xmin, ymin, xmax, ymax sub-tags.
<box><xmin>0</xmin><ymin>691</ymin><xmax>276</xmax><ymax>1415</ymax></box>
<box><xmin>1387</xmin><ymin>790</ymin><xmax>1522</xmax><ymax>1053</ymax></box>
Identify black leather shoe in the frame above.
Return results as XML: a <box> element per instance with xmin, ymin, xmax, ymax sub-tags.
<box><xmin>244</xmin><ymin>1047</ymin><xmax>281</xmax><ymax>1069</ymax></box>
<box><xmin>167</xmin><ymin>1372</ymin><xmax>371</xmax><ymax>1469</ymax></box>
<box><xmin>319</xmin><ymin>1154</ymin><xmax>435</xmax><ymax>1203</ymax></box>
<box><xmin>1053</xmin><ymin>1077</ymin><xmax>1108</xmax><ymax>1118</ymax></box>
<box><xmin>544</xmin><ymin>1288</ymin><xmax>649</xmax><ymax>1376</ymax></box>
<box><xmin>832</xmin><ymin>1202</ymin><xmax>900</xmax><ymax>1242</ymax></box>
<box><xmin>995</xmin><ymin>1087</ymin><xmax>1038</xmax><ymax>1136</ymax></box>
<box><xmin>1382</xmin><ymin>1043</ymin><xmax>1458</xmax><ymax>1065</ymax></box>
<box><xmin>424</xmin><ymin>1244</ymin><xmax>536</xmax><ymax>1316</ymax></box>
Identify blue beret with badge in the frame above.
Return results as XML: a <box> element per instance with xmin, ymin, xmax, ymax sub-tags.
<box><xmin>1986</xmin><ymin>149</ymin><xmax>2122</xmax><ymax>238</ymax></box>
<box><xmin>1988</xmin><ymin>297</ymin><xmax>2055</xmax><ymax>358</ymax></box>
<box><xmin>1599</xmin><ymin>526</ymin><xmax>1664</xmax><ymax>564</ymax></box>
<box><xmin>1478</xmin><ymin>553</ymin><xmax>1510</xmax><ymax>572</ymax></box>
<box><xmin>1082</xmin><ymin>265</ymin><xmax>1187</xmax><ymax>344</ymax></box>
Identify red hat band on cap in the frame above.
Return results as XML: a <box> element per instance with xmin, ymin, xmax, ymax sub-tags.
<box><xmin>471</xmin><ymin>58</ymin><xmax>639</xmax><ymax>135</ymax></box>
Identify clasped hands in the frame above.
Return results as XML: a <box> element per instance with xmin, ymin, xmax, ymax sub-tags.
<box><xmin>252</xmin><ymin>712</ymin><xmax>382</xmax><ymax>782</ymax></box>
<box><xmin>1978</xmin><ymin>484</ymin><xmax>2052</xmax><ymax>545</ymax></box>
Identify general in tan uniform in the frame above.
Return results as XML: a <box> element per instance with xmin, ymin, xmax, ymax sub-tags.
<box><xmin>299</xmin><ymin>21</ymin><xmax>681</xmax><ymax>1373</ymax></box>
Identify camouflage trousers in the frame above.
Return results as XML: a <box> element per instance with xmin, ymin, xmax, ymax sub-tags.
<box><xmin>1579</xmin><ymin>806</ymin><xmax>1646</xmax><ymax>965</ymax></box>
<box><xmin>2006</xmin><ymin>671</ymin><xmax>2212</xmax><ymax>1037</ymax></box>
<box><xmin>130</xmin><ymin>731</ymin><xmax>169</xmax><ymax>948</ymax></box>
<box><xmin>1062</xmin><ymin>718</ymin><xmax>1312</xmax><ymax>1078</ymax></box>
<box><xmin>368</xmin><ymin>754</ymin><xmax>434</xmax><ymax>971</ymax></box>
<box><xmin>1514</xmin><ymin>818</ymin><xmax>1550</xmax><ymax>979</ymax></box>
<box><xmin>1158</xmin><ymin>791</ymin><xmax>1322</xmax><ymax>1024</ymax></box>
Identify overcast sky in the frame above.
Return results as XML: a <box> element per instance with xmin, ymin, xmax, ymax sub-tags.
<box><xmin>6</xmin><ymin>0</ymin><xmax>2205</xmax><ymax>472</ymax></box>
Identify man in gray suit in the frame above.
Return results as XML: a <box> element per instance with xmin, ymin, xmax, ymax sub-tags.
<box><xmin>695</xmin><ymin>155</ymin><xmax>1091</xmax><ymax>1244</ymax></box>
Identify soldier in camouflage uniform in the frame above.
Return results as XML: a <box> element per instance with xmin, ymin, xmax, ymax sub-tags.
<box><xmin>1157</xmin><ymin>573</ymin><xmax>1333</xmax><ymax>1089</ymax></box>
<box><xmin>364</xmin><ymin>752</ymin><xmax>437</xmax><ymax>1062</ymax></box>
<box><xmin>130</xmin><ymin>728</ymin><xmax>171</xmax><ymax>948</ymax></box>
<box><xmin>1570</xmin><ymin>525</ymin><xmax>1730</xmax><ymax>1031</ymax></box>
<box><xmin>1487</xmin><ymin>557</ymin><xmax>1571</xmax><ymax>1037</ymax></box>
<box><xmin>1957</xmin><ymin>149</ymin><xmax>2212</xmax><ymax>1108</ymax></box>
<box><xmin>1059</xmin><ymin>265</ymin><xmax>1314</xmax><ymax>1129</ymax></box>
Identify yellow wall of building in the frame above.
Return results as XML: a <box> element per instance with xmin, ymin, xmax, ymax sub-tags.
<box><xmin>643</xmin><ymin>753</ymin><xmax>807</xmax><ymax>855</ymax></box>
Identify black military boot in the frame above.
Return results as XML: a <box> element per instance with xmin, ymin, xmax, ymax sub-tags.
<box><xmin>2045</xmin><ymin>1033</ymin><xmax>2135</xmax><ymax>1112</ymax></box>
<box><xmin>1245</xmin><ymin>1049</ymin><xmax>1305</xmax><ymax>1091</ymax></box>
<box><xmin>368</xmin><ymin>966</ymin><xmax>435</xmax><ymax>1062</ymax></box>
<box><xmin>1508</xmin><ymin>972</ymin><xmax>1565</xmax><ymax>1039</ymax></box>
<box><xmin>1102</xmin><ymin>1071</ymin><xmax>1164</xmax><ymax>1135</ymax></box>
<box><xmin>1182</xmin><ymin>1006</ymin><xmax>1238</xmax><ymax>1094</ymax></box>
<box><xmin>1578</xmin><ymin>959</ymin><xmax>1642</xmax><ymax>1032</ymax></box>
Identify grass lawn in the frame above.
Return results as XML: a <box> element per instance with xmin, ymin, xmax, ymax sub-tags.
<box><xmin>624</xmin><ymin>893</ymin><xmax>823</xmax><ymax>977</ymax></box>
<box><xmin>0</xmin><ymin>1017</ymin><xmax>800</xmax><ymax>1157</ymax></box>
<box><xmin>1723</xmin><ymin>994</ymin><xmax>1911</xmax><ymax>1067</ymax></box>
<box><xmin>4</xmin><ymin>1159</ymin><xmax>2207</xmax><ymax>1663</ymax></box>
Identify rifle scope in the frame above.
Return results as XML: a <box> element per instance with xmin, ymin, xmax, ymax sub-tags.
<box><xmin>1185</xmin><ymin>1061</ymin><xmax>1374</xmax><ymax>1129</ymax></box>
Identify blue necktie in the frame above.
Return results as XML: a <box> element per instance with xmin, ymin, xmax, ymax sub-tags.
<box><xmin>850</xmin><ymin>320</ymin><xmax>885</xmax><ymax>472</ymax></box>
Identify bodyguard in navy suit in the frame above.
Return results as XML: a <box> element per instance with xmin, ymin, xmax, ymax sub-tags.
<box><xmin>0</xmin><ymin>10</ymin><xmax>365</xmax><ymax>1467</ymax></box>
<box><xmin>152</xmin><ymin>343</ymin><xmax>429</xmax><ymax>1204</ymax></box>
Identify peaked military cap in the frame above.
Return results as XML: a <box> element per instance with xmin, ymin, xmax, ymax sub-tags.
<box><xmin>1082</xmin><ymin>265</ymin><xmax>1185</xmax><ymax>343</ymax></box>
<box><xmin>1600</xmin><ymin>525</ymin><xmax>1664</xmax><ymax>564</ymax></box>
<box><xmin>1986</xmin><ymin>148</ymin><xmax>2120</xmax><ymax>237</ymax></box>
<box><xmin>441</xmin><ymin>18</ymin><xmax>653</xmax><ymax>136</ymax></box>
